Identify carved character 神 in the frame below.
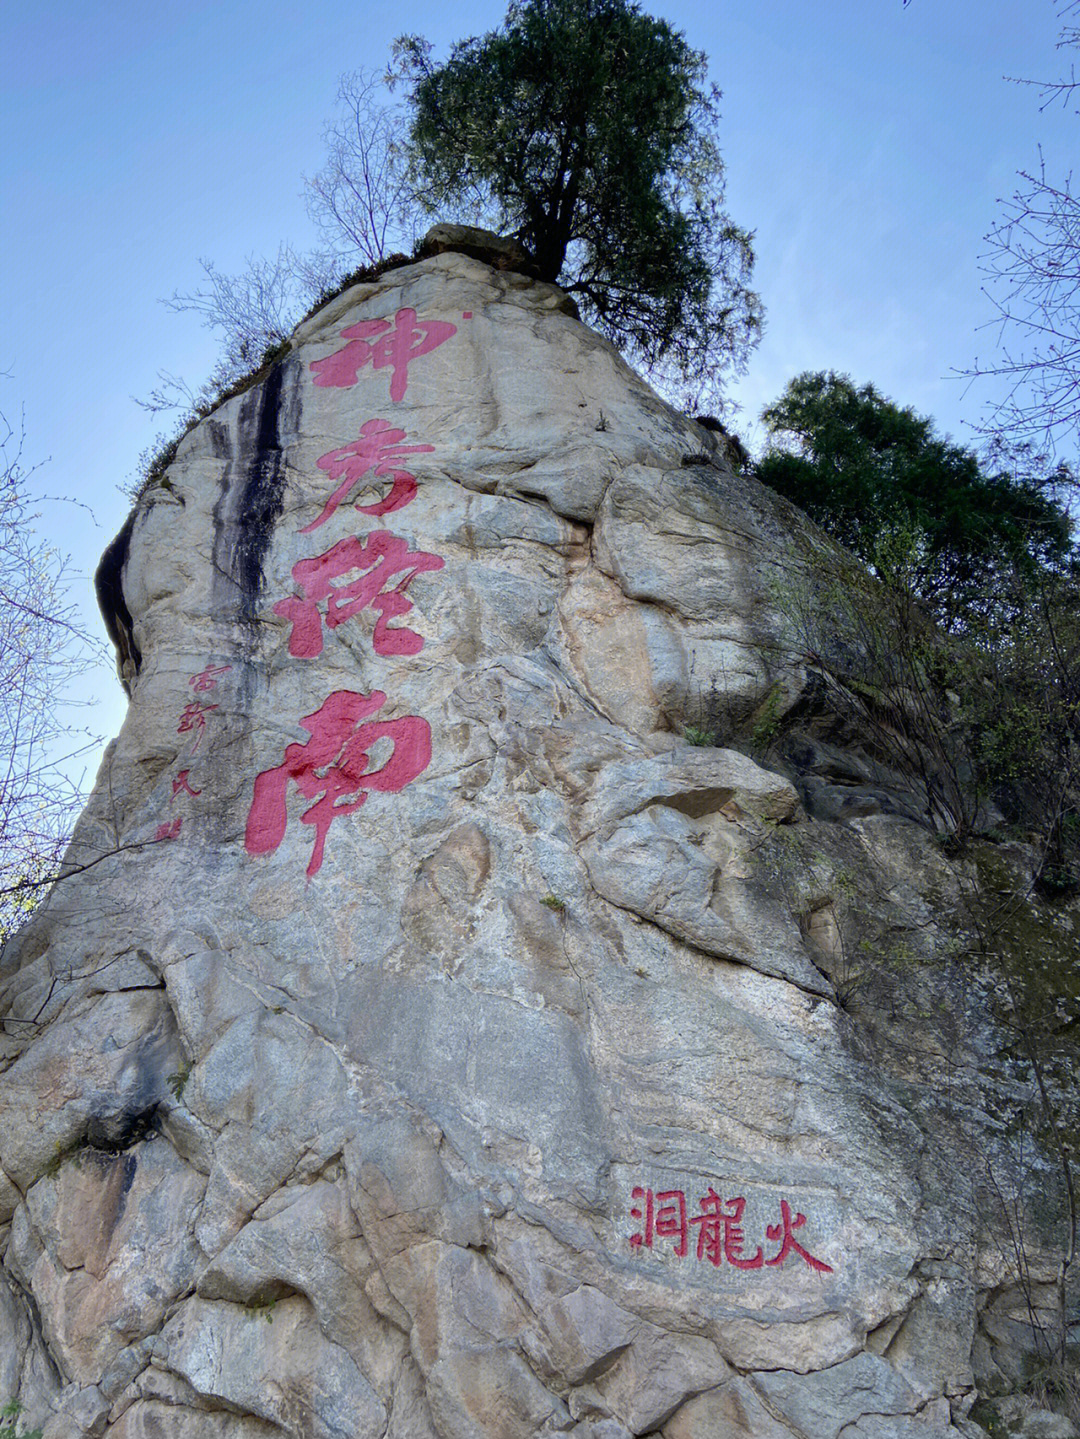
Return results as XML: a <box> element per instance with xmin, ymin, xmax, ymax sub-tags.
<box><xmin>310</xmin><ymin>307</ymin><xmax>457</xmax><ymax>402</ymax></box>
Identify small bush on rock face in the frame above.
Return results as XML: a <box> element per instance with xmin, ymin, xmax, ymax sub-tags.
<box><xmin>1</xmin><ymin>1400</ymin><xmax>43</xmax><ymax>1439</ymax></box>
<box><xmin>682</xmin><ymin>724</ymin><xmax>716</xmax><ymax>747</ymax></box>
<box><xmin>972</xmin><ymin>1358</ymin><xmax>1080</xmax><ymax>1434</ymax></box>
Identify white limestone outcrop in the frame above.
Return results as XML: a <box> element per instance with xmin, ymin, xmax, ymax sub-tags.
<box><xmin>0</xmin><ymin>245</ymin><xmax>1073</xmax><ymax>1438</ymax></box>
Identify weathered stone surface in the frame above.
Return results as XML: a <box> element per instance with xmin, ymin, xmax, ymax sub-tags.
<box><xmin>418</xmin><ymin>223</ymin><xmax>541</xmax><ymax>280</ymax></box>
<box><xmin>973</xmin><ymin>1397</ymin><xmax>1080</xmax><ymax>1439</ymax></box>
<box><xmin>0</xmin><ymin>245</ymin><xmax>1075</xmax><ymax>1435</ymax></box>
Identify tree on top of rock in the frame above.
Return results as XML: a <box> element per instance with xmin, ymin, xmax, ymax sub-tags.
<box><xmin>394</xmin><ymin>0</ymin><xmax>762</xmax><ymax>402</ymax></box>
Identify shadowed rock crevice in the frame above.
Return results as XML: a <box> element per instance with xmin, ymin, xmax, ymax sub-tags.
<box><xmin>94</xmin><ymin>511</ymin><xmax>141</xmax><ymax>693</ymax></box>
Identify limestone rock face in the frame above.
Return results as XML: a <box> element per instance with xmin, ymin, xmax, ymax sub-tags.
<box><xmin>0</xmin><ymin>248</ymin><xmax>1070</xmax><ymax>1436</ymax></box>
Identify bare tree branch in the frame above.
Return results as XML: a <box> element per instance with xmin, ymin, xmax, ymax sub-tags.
<box><xmin>0</xmin><ymin>401</ymin><xmax>99</xmax><ymax>944</ymax></box>
<box><xmin>968</xmin><ymin>8</ymin><xmax>1080</xmax><ymax>451</ymax></box>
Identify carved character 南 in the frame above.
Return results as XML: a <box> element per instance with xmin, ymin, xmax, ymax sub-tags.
<box><xmin>245</xmin><ymin>689</ymin><xmax>431</xmax><ymax>877</ymax></box>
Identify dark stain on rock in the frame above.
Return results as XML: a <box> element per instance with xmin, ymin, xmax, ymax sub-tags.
<box><xmin>213</xmin><ymin>355</ymin><xmax>297</xmax><ymax>629</ymax></box>
<box><xmin>94</xmin><ymin>510</ymin><xmax>141</xmax><ymax>693</ymax></box>
<box><xmin>77</xmin><ymin>1147</ymin><xmax>140</xmax><ymax>1249</ymax></box>
<box><xmin>85</xmin><ymin>1102</ymin><xmax>161</xmax><ymax>1154</ymax></box>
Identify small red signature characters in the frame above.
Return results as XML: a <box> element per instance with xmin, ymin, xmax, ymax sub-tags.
<box><xmin>244</xmin><ymin>689</ymin><xmax>432</xmax><ymax>877</ymax></box>
<box><xmin>274</xmin><ymin>532</ymin><xmax>445</xmax><ymax>660</ymax></box>
<box><xmin>189</xmin><ymin>663</ymin><xmax>231</xmax><ymax>693</ymax></box>
<box><xmin>306</xmin><ymin>419</ymin><xmax>435</xmax><ymax>532</ymax></box>
<box><xmin>310</xmin><ymin>307</ymin><xmax>457</xmax><ymax>402</ymax></box>
<box><xmin>628</xmin><ymin>1187</ymin><xmax>833</xmax><ymax>1274</ymax></box>
<box><xmin>177</xmin><ymin>701</ymin><xmax>218</xmax><ymax>751</ymax></box>
<box><xmin>155</xmin><ymin>817</ymin><xmax>182</xmax><ymax>842</ymax></box>
<box><xmin>171</xmin><ymin>769</ymin><xmax>202</xmax><ymax>801</ymax></box>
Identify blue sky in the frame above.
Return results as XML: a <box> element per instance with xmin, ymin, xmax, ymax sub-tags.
<box><xmin>2</xmin><ymin>0</ymin><xmax>1076</xmax><ymax>782</ymax></box>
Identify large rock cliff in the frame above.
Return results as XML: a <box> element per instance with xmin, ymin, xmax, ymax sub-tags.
<box><xmin>0</xmin><ymin>242</ymin><xmax>1076</xmax><ymax>1438</ymax></box>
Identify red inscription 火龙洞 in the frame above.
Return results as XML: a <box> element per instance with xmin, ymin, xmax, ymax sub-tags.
<box><xmin>629</xmin><ymin>1186</ymin><xmax>833</xmax><ymax>1274</ymax></box>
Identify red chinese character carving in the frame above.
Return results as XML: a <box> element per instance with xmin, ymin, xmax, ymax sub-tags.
<box><xmin>655</xmin><ymin>1189</ymin><xmax>689</xmax><ymax>1257</ymax></box>
<box><xmin>177</xmin><ymin>701</ymin><xmax>218</xmax><ymax>751</ymax></box>
<box><xmin>764</xmin><ymin>1199</ymin><xmax>834</xmax><ymax>1273</ymax></box>
<box><xmin>155</xmin><ymin>817</ymin><xmax>182</xmax><ymax>841</ymax></box>
<box><xmin>305</xmin><ymin>419</ymin><xmax>435</xmax><ymax>533</ymax></box>
<box><xmin>690</xmin><ymin>1190</ymin><xmax>764</xmax><ymax>1269</ymax></box>
<box><xmin>310</xmin><ymin>307</ymin><xmax>457</xmax><ymax>402</ymax></box>
<box><xmin>628</xmin><ymin>1187</ymin><xmax>688</xmax><ymax>1257</ymax></box>
<box><xmin>189</xmin><ymin>663</ymin><xmax>232</xmax><ymax>692</ymax></box>
<box><xmin>244</xmin><ymin>689</ymin><xmax>432</xmax><ymax>877</ymax></box>
<box><xmin>274</xmin><ymin>532</ymin><xmax>444</xmax><ymax>660</ymax></box>
<box><xmin>629</xmin><ymin>1186</ymin><xmax>654</xmax><ymax>1248</ymax></box>
<box><xmin>171</xmin><ymin>769</ymin><xmax>201</xmax><ymax>800</ymax></box>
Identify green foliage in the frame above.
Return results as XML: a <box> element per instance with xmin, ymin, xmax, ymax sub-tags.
<box><xmin>166</xmin><ymin>1064</ymin><xmax>191</xmax><ymax>1102</ymax></box>
<box><xmin>395</xmin><ymin>0</ymin><xmax>761</xmax><ymax>396</ymax></box>
<box><xmin>749</xmin><ymin>682</ymin><xmax>785</xmax><ymax>752</ymax></box>
<box><xmin>244</xmin><ymin>1298</ymin><xmax>277</xmax><ymax>1324</ymax></box>
<box><xmin>539</xmin><ymin>893</ymin><xmax>566</xmax><ymax>912</ymax></box>
<box><xmin>682</xmin><ymin>724</ymin><xmax>716</xmax><ymax>747</ymax></box>
<box><xmin>1</xmin><ymin>1399</ymin><xmax>42</xmax><ymax>1439</ymax></box>
<box><xmin>756</xmin><ymin>372</ymin><xmax>1073</xmax><ymax>630</ymax></box>
<box><xmin>781</xmin><ymin>532</ymin><xmax>1080</xmax><ymax>864</ymax></box>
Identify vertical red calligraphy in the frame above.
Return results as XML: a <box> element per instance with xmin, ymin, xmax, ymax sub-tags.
<box><xmin>245</xmin><ymin>689</ymin><xmax>432</xmax><ymax>878</ymax></box>
<box><xmin>310</xmin><ymin>307</ymin><xmax>457</xmax><ymax>401</ymax></box>
<box><xmin>171</xmin><ymin>770</ymin><xmax>201</xmax><ymax>801</ymax></box>
<box><xmin>273</xmin><ymin>532</ymin><xmax>445</xmax><ymax>659</ymax></box>
<box><xmin>305</xmin><ymin>419</ymin><xmax>435</xmax><ymax>533</ymax></box>
<box><xmin>189</xmin><ymin>663</ymin><xmax>232</xmax><ymax>692</ymax></box>
<box><xmin>177</xmin><ymin>701</ymin><xmax>218</xmax><ymax>751</ymax></box>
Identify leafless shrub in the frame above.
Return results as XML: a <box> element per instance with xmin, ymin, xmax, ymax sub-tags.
<box><xmin>304</xmin><ymin>69</ymin><xmax>429</xmax><ymax>267</ymax></box>
<box><xmin>0</xmin><ymin>406</ymin><xmax>98</xmax><ymax>944</ymax></box>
